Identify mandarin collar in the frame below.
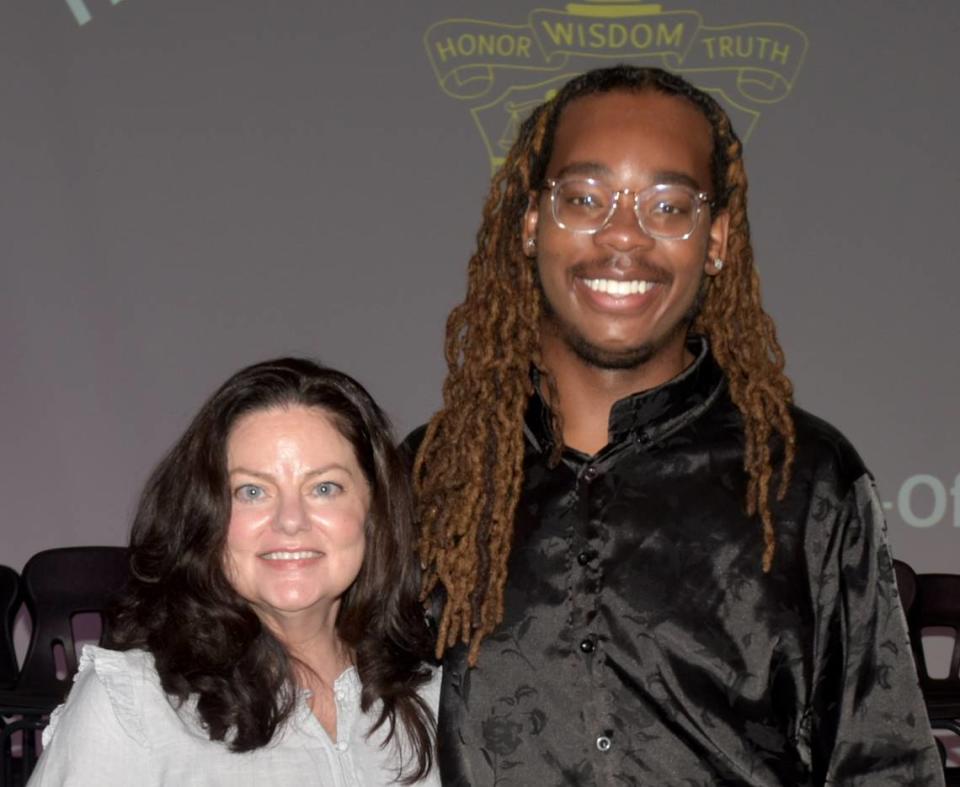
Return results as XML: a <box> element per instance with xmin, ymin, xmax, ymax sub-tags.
<box><xmin>525</xmin><ymin>336</ymin><xmax>726</xmax><ymax>454</ymax></box>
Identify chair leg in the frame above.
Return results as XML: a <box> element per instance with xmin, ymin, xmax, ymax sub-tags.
<box><xmin>1</xmin><ymin>722</ymin><xmax>12</xmax><ymax>787</ymax></box>
<box><xmin>23</xmin><ymin>728</ymin><xmax>36</xmax><ymax>785</ymax></box>
<box><xmin>0</xmin><ymin>718</ymin><xmax>46</xmax><ymax>787</ymax></box>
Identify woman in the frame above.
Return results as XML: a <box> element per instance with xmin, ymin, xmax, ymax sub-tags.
<box><xmin>30</xmin><ymin>358</ymin><xmax>438</xmax><ymax>786</ymax></box>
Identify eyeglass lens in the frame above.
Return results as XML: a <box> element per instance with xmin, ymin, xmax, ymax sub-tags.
<box><xmin>552</xmin><ymin>180</ymin><xmax>702</xmax><ymax>239</ymax></box>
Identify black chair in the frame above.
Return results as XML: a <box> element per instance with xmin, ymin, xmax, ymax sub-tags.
<box><xmin>0</xmin><ymin>567</ymin><xmax>22</xmax><ymax>787</ymax></box>
<box><xmin>0</xmin><ymin>567</ymin><xmax>20</xmax><ymax>691</ymax></box>
<box><xmin>910</xmin><ymin>572</ymin><xmax>960</xmax><ymax>783</ymax></box>
<box><xmin>0</xmin><ymin>547</ymin><xmax>128</xmax><ymax>787</ymax></box>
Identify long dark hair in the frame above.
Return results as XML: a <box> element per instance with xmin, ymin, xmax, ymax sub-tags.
<box><xmin>108</xmin><ymin>357</ymin><xmax>435</xmax><ymax>782</ymax></box>
<box><xmin>415</xmin><ymin>65</ymin><xmax>795</xmax><ymax>664</ymax></box>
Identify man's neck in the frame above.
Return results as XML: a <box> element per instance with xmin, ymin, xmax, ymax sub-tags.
<box><xmin>540</xmin><ymin>334</ymin><xmax>693</xmax><ymax>455</ymax></box>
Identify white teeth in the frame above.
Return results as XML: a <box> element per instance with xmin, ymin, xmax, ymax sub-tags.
<box><xmin>583</xmin><ymin>278</ymin><xmax>652</xmax><ymax>296</ymax></box>
<box><xmin>261</xmin><ymin>551</ymin><xmax>322</xmax><ymax>560</ymax></box>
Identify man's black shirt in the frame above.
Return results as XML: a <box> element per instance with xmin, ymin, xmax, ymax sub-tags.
<box><xmin>405</xmin><ymin>338</ymin><xmax>941</xmax><ymax>786</ymax></box>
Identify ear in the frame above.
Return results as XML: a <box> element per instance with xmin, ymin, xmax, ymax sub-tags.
<box><xmin>704</xmin><ymin>209</ymin><xmax>730</xmax><ymax>277</ymax></box>
<box><xmin>522</xmin><ymin>192</ymin><xmax>540</xmax><ymax>258</ymax></box>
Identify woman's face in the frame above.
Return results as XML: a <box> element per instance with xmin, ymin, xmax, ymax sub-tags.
<box><xmin>223</xmin><ymin>405</ymin><xmax>369</xmax><ymax>633</ymax></box>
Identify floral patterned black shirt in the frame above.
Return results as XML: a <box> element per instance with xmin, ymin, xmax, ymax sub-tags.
<box><xmin>406</xmin><ymin>339</ymin><xmax>943</xmax><ymax>786</ymax></box>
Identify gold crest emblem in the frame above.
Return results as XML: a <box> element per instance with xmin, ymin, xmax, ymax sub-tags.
<box><xmin>425</xmin><ymin>1</ymin><xmax>808</xmax><ymax>169</ymax></box>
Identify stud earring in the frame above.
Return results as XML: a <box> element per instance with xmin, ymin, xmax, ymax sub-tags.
<box><xmin>713</xmin><ymin>258</ymin><xmax>724</xmax><ymax>271</ymax></box>
<box><xmin>526</xmin><ymin>238</ymin><xmax>536</xmax><ymax>254</ymax></box>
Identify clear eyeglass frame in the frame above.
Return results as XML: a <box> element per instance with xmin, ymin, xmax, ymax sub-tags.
<box><xmin>544</xmin><ymin>177</ymin><xmax>712</xmax><ymax>241</ymax></box>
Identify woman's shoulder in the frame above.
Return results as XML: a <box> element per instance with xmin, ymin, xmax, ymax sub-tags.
<box><xmin>30</xmin><ymin>647</ymin><xmax>170</xmax><ymax>785</ymax></box>
<box><xmin>346</xmin><ymin>662</ymin><xmax>442</xmax><ymax>787</ymax></box>
<box><xmin>340</xmin><ymin>660</ymin><xmax>442</xmax><ymax>715</ymax></box>
<box><xmin>79</xmin><ymin>643</ymin><xmax>156</xmax><ymax>682</ymax></box>
<box><xmin>43</xmin><ymin>645</ymin><xmax>161</xmax><ymax>748</ymax></box>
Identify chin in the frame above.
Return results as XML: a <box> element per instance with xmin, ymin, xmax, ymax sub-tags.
<box><xmin>561</xmin><ymin>321</ymin><xmax>656</xmax><ymax>370</ymax></box>
<box><xmin>572</xmin><ymin>339</ymin><xmax>655</xmax><ymax>370</ymax></box>
<box><xmin>259</xmin><ymin>587</ymin><xmax>324</xmax><ymax>612</ymax></box>
<box><xmin>557</xmin><ymin>309</ymin><xmax>694</xmax><ymax>372</ymax></box>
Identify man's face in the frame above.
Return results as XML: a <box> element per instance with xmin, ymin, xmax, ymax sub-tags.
<box><xmin>524</xmin><ymin>90</ymin><xmax>728</xmax><ymax>371</ymax></box>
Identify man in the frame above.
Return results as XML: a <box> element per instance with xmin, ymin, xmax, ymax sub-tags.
<box><xmin>407</xmin><ymin>66</ymin><xmax>942</xmax><ymax>785</ymax></box>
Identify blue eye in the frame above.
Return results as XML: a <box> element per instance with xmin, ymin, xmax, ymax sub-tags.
<box><xmin>234</xmin><ymin>484</ymin><xmax>266</xmax><ymax>502</ymax></box>
<box><xmin>313</xmin><ymin>481</ymin><xmax>343</xmax><ymax>497</ymax></box>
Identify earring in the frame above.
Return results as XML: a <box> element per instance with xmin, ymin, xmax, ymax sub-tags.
<box><xmin>526</xmin><ymin>238</ymin><xmax>536</xmax><ymax>253</ymax></box>
<box><xmin>713</xmin><ymin>258</ymin><xmax>724</xmax><ymax>271</ymax></box>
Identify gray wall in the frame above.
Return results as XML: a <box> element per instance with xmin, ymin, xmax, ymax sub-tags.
<box><xmin>2</xmin><ymin>0</ymin><xmax>958</xmax><ymax>573</ymax></box>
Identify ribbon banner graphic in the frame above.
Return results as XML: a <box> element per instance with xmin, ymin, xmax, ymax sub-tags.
<box><xmin>425</xmin><ymin>2</ymin><xmax>808</xmax><ymax>168</ymax></box>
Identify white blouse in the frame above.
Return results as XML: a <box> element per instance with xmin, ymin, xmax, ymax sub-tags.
<box><xmin>29</xmin><ymin>646</ymin><xmax>441</xmax><ymax>786</ymax></box>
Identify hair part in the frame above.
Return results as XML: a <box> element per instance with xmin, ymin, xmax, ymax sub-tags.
<box><xmin>109</xmin><ymin>358</ymin><xmax>435</xmax><ymax>782</ymax></box>
<box><xmin>414</xmin><ymin>65</ymin><xmax>795</xmax><ymax>666</ymax></box>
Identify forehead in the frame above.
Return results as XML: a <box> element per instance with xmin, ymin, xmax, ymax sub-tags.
<box><xmin>227</xmin><ymin>405</ymin><xmax>354</xmax><ymax>463</ymax></box>
<box><xmin>547</xmin><ymin>90</ymin><xmax>714</xmax><ymax>188</ymax></box>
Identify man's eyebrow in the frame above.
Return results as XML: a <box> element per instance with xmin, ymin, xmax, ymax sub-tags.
<box><xmin>552</xmin><ymin>163</ymin><xmax>706</xmax><ymax>193</ymax></box>
<box><xmin>553</xmin><ymin>161</ymin><xmax>613</xmax><ymax>180</ymax></box>
<box><xmin>649</xmin><ymin>170</ymin><xmax>704</xmax><ymax>191</ymax></box>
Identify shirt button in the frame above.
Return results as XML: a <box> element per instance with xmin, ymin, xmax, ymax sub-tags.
<box><xmin>334</xmin><ymin>689</ymin><xmax>346</xmax><ymax>702</ymax></box>
<box><xmin>335</xmin><ymin>741</ymin><xmax>348</xmax><ymax>752</ymax></box>
<box><xmin>583</xmin><ymin>465</ymin><xmax>598</xmax><ymax>481</ymax></box>
<box><xmin>596</xmin><ymin>735</ymin><xmax>612</xmax><ymax>752</ymax></box>
<box><xmin>577</xmin><ymin>550</ymin><xmax>591</xmax><ymax>566</ymax></box>
<box><xmin>579</xmin><ymin>638</ymin><xmax>595</xmax><ymax>654</ymax></box>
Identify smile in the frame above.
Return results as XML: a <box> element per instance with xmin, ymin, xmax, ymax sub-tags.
<box><xmin>582</xmin><ymin>278</ymin><xmax>654</xmax><ymax>296</ymax></box>
<box><xmin>260</xmin><ymin>550</ymin><xmax>323</xmax><ymax>560</ymax></box>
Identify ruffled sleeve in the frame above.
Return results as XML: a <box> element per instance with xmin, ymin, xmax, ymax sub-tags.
<box><xmin>29</xmin><ymin>646</ymin><xmax>156</xmax><ymax>786</ymax></box>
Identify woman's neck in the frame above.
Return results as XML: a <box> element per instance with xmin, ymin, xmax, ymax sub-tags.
<box><xmin>260</xmin><ymin>609</ymin><xmax>352</xmax><ymax>739</ymax></box>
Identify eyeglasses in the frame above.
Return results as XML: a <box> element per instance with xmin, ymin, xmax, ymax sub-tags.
<box><xmin>544</xmin><ymin>178</ymin><xmax>712</xmax><ymax>240</ymax></box>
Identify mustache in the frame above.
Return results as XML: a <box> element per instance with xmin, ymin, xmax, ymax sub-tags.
<box><xmin>570</xmin><ymin>253</ymin><xmax>672</xmax><ymax>284</ymax></box>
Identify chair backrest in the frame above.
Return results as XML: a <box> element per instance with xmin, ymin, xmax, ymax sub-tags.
<box><xmin>16</xmin><ymin>547</ymin><xmax>129</xmax><ymax>699</ymax></box>
<box><xmin>0</xmin><ymin>564</ymin><xmax>21</xmax><ymax>689</ymax></box>
<box><xmin>911</xmin><ymin>573</ymin><xmax>960</xmax><ymax>689</ymax></box>
<box><xmin>893</xmin><ymin>558</ymin><xmax>917</xmax><ymax>615</ymax></box>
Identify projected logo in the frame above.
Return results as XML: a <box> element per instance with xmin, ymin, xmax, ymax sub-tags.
<box><xmin>64</xmin><ymin>0</ymin><xmax>128</xmax><ymax>27</ymax></box>
<box><xmin>425</xmin><ymin>1</ymin><xmax>808</xmax><ymax>169</ymax></box>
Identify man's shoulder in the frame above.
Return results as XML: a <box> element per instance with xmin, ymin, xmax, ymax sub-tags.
<box><xmin>788</xmin><ymin>404</ymin><xmax>870</xmax><ymax>491</ymax></box>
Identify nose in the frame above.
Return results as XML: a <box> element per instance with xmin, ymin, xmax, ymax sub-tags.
<box><xmin>594</xmin><ymin>192</ymin><xmax>655</xmax><ymax>252</ymax></box>
<box><xmin>273</xmin><ymin>493</ymin><xmax>310</xmax><ymax>535</ymax></box>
